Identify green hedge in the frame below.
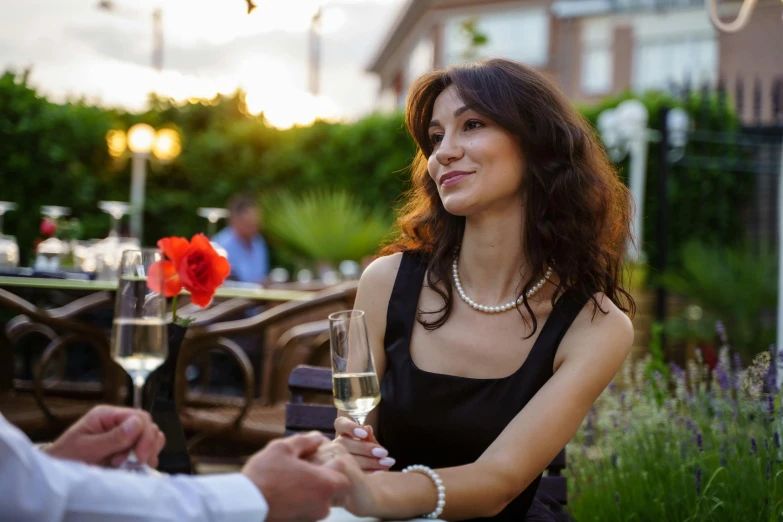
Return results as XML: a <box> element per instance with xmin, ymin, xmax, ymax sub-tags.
<box><xmin>0</xmin><ymin>70</ymin><xmax>751</xmax><ymax>272</ymax></box>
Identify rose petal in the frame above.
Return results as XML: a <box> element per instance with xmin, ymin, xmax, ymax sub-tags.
<box><xmin>211</xmin><ymin>254</ymin><xmax>231</xmax><ymax>282</ymax></box>
<box><xmin>157</xmin><ymin>236</ymin><xmax>190</xmax><ymax>266</ymax></box>
<box><xmin>189</xmin><ymin>233</ymin><xmax>213</xmax><ymax>251</ymax></box>
<box><xmin>188</xmin><ymin>291</ymin><xmax>213</xmax><ymax>308</ymax></box>
<box><xmin>148</xmin><ymin>260</ymin><xmax>182</xmax><ymax>297</ymax></box>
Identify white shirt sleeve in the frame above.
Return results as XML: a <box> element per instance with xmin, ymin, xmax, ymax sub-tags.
<box><xmin>0</xmin><ymin>414</ymin><xmax>268</xmax><ymax>522</ymax></box>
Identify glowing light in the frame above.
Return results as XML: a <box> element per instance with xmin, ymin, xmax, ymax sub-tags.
<box><xmin>106</xmin><ymin>129</ymin><xmax>127</xmax><ymax>158</ymax></box>
<box><xmin>153</xmin><ymin>128</ymin><xmax>182</xmax><ymax>161</ymax></box>
<box><xmin>127</xmin><ymin>123</ymin><xmax>156</xmax><ymax>154</ymax></box>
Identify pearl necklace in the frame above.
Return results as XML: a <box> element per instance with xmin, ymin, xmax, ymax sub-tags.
<box><xmin>452</xmin><ymin>252</ymin><xmax>552</xmax><ymax>314</ymax></box>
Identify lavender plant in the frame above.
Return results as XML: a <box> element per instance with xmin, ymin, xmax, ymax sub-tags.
<box><xmin>566</xmin><ymin>322</ymin><xmax>781</xmax><ymax>521</ymax></box>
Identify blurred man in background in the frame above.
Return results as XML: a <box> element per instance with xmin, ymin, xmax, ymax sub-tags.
<box><xmin>213</xmin><ymin>194</ymin><xmax>270</xmax><ymax>284</ymax></box>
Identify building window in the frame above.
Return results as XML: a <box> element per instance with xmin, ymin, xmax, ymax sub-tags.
<box><xmin>407</xmin><ymin>36</ymin><xmax>435</xmax><ymax>85</ymax></box>
<box><xmin>631</xmin><ymin>9</ymin><xmax>718</xmax><ymax>90</ymax></box>
<box><xmin>580</xmin><ymin>17</ymin><xmax>614</xmax><ymax>95</ymax></box>
<box><xmin>581</xmin><ymin>46</ymin><xmax>613</xmax><ymax>95</ymax></box>
<box><xmin>443</xmin><ymin>8</ymin><xmax>549</xmax><ymax>67</ymax></box>
<box><xmin>633</xmin><ymin>37</ymin><xmax>717</xmax><ymax>90</ymax></box>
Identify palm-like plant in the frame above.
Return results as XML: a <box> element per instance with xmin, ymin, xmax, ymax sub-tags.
<box><xmin>262</xmin><ymin>190</ymin><xmax>393</xmax><ymax>266</ymax></box>
<box><xmin>660</xmin><ymin>241</ymin><xmax>776</xmax><ymax>359</ymax></box>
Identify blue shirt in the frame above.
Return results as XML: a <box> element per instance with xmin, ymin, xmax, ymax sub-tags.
<box><xmin>212</xmin><ymin>227</ymin><xmax>270</xmax><ymax>283</ymax></box>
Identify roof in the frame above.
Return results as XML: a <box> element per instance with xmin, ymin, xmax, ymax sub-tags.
<box><xmin>367</xmin><ymin>0</ymin><xmax>433</xmax><ymax>74</ymax></box>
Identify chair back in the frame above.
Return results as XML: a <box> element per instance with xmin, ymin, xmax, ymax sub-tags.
<box><xmin>285</xmin><ymin>365</ymin><xmax>570</xmax><ymax>519</ymax></box>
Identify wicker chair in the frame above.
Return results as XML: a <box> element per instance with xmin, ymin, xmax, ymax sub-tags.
<box><xmin>0</xmin><ymin>289</ymin><xmax>120</xmax><ymax>439</ymax></box>
<box><xmin>175</xmin><ymin>282</ymin><xmax>357</xmax><ymax>456</ymax></box>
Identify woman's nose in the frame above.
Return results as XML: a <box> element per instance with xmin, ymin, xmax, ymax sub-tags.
<box><xmin>434</xmin><ymin>133</ymin><xmax>463</xmax><ymax>165</ymax></box>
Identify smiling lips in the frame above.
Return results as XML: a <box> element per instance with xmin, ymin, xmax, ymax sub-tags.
<box><xmin>439</xmin><ymin>170</ymin><xmax>473</xmax><ymax>187</ymax></box>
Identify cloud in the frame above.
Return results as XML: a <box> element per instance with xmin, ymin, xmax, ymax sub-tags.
<box><xmin>0</xmin><ymin>0</ymin><xmax>405</xmax><ymax>117</ymax></box>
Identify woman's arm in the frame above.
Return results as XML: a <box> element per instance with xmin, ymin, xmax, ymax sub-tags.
<box><xmin>328</xmin><ymin>254</ymin><xmax>401</xmax><ymax>470</ymax></box>
<box><xmin>342</xmin><ymin>293</ymin><xmax>634</xmax><ymax>520</ymax></box>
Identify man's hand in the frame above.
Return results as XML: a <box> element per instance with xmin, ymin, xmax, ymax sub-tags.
<box><xmin>242</xmin><ymin>432</ymin><xmax>351</xmax><ymax>522</ymax></box>
<box><xmin>45</xmin><ymin>405</ymin><xmax>166</xmax><ymax>468</ymax></box>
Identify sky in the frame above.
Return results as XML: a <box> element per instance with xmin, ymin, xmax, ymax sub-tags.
<box><xmin>0</xmin><ymin>0</ymin><xmax>406</xmax><ymax>127</ymax></box>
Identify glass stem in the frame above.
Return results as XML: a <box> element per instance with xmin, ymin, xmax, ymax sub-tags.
<box><xmin>133</xmin><ymin>376</ymin><xmax>146</xmax><ymax>409</ymax></box>
<box><xmin>352</xmin><ymin>414</ymin><xmax>367</xmax><ymax>427</ymax></box>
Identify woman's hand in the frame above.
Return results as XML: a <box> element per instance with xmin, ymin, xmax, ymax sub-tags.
<box><xmin>323</xmin><ymin>441</ymin><xmax>388</xmax><ymax>518</ymax></box>
<box><xmin>334</xmin><ymin>417</ymin><xmax>396</xmax><ymax>472</ymax></box>
<box><xmin>310</xmin><ymin>417</ymin><xmax>395</xmax><ymax>472</ymax></box>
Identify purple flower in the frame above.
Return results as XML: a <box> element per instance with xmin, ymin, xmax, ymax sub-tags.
<box><xmin>696</xmin><ymin>467</ymin><xmax>702</xmax><ymax>496</ymax></box>
<box><xmin>768</xmin><ymin>346</ymin><xmax>779</xmax><ymax>393</ymax></box>
<box><xmin>715</xmin><ymin>364</ymin><xmax>731</xmax><ymax>392</ymax></box>
<box><xmin>775</xmin><ymin>432</ymin><xmax>781</xmax><ymax>449</ymax></box>
<box><xmin>611</xmin><ymin>412</ymin><xmax>619</xmax><ymax>429</ymax></box>
<box><xmin>734</xmin><ymin>353</ymin><xmax>743</xmax><ymax>373</ymax></box>
<box><xmin>751</xmin><ymin>438</ymin><xmax>758</xmax><ymax>454</ymax></box>
<box><xmin>696</xmin><ymin>433</ymin><xmax>703</xmax><ymax>452</ymax></box>
<box><xmin>769</xmin><ymin>395</ymin><xmax>775</xmax><ymax>422</ymax></box>
<box><xmin>608</xmin><ymin>381</ymin><xmax>617</xmax><ymax>393</ymax></box>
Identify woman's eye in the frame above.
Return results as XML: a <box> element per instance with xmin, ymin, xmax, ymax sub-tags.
<box><xmin>429</xmin><ymin>133</ymin><xmax>444</xmax><ymax>145</ymax></box>
<box><xmin>464</xmin><ymin>119</ymin><xmax>484</xmax><ymax>131</ymax></box>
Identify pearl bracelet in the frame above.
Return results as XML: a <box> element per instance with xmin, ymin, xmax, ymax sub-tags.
<box><xmin>402</xmin><ymin>464</ymin><xmax>446</xmax><ymax>519</ymax></box>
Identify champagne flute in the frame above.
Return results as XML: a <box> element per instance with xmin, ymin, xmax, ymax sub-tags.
<box><xmin>328</xmin><ymin>310</ymin><xmax>380</xmax><ymax>427</ymax></box>
<box><xmin>110</xmin><ymin>248</ymin><xmax>169</xmax><ymax>472</ymax></box>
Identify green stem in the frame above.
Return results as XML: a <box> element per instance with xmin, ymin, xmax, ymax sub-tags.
<box><xmin>171</xmin><ymin>294</ymin><xmax>179</xmax><ymax>324</ymax></box>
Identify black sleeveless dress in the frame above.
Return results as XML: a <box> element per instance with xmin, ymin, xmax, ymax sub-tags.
<box><xmin>377</xmin><ymin>251</ymin><xmax>589</xmax><ymax>522</ymax></box>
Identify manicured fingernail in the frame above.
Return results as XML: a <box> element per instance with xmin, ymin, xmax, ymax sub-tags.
<box><xmin>371</xmin><ymin>447</ymin><xmax>389</xmax><ymax>458</ymax></box>
<box><xmin>378</xmin><ymin>457</ymin><xmax>395</xmax><ymax>467</ymax></box>
<box><xmin>121</xmin><ymin>417</ymin><xmax>140</xmax><ymax>435</ymax></box>
<box><xmin>354</xmin><ymin>428</ymin><xmax>368</xmax><ymax>439</ymax></box>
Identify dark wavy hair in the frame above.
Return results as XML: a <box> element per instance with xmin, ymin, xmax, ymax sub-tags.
<box><xmin>381</xmin><ymin>58</ymin><xmax>636</xmax><ymax>332</ymax></box>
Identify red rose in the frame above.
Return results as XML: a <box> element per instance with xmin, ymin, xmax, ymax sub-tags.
<box><xmin>40</xmin><ymin>218</ymin><xmax>56</xmax><ymax>237</ymax></box>
<box><xmin>148</xmin><ymin>234</ymin><xmax>230</xmax><ymax>307</ymax></box>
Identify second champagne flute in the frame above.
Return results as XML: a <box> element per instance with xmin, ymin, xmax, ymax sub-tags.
<box><xmin>111</xmin><ymin>248</ymin><xmax>169</xmax><ymax>472</ymax></box>
<box><xmin>328</xmin><ymin>310</ymin><xmax>380</xmax><ymax>427</ymax></box>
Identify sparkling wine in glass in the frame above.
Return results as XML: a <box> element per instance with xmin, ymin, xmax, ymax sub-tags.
<box><xmin>110</xmin><ymin>248</ymin><xmax>169</xmax><ymax>472</ymax></box>
<box><xmin>329</xmin><ymin>310</ymin><xmax>380</xmax><ymax>426</ymax></box>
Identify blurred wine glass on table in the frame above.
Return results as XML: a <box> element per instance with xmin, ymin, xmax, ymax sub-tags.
<box><xmin>0</xmin><ymin>202</ymin><xmax>19</xmax><ymax>270</ymax></box>
<box><xmin>41</xmin><ymin>205</ymin><xmax>70</xmax><ymax>221</ymax></box>
<box><xmin>99</xmin><ymin>201</ymin><xmax>130</xmax><ymax>237</ymax></box>
<box><xmin>197</xmin><ymin>207</ymin><xmax>230</xmax><ymax>237</ymax></box>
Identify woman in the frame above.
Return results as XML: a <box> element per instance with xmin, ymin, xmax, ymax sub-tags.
<box><xmin>319</xmin><ymin>58</ymin><xmax>635</xmax><ymax>521</ymax></box>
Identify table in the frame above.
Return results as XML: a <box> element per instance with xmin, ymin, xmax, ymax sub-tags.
<box><xmin>323</xmin><ymin>507</ymin><xmax>439</xmax><ymax>522</ymax></box>
<box><xmin>0</xmin><ymin>276</ymin><xmax>314</xmax><ymax>302</ymax></box>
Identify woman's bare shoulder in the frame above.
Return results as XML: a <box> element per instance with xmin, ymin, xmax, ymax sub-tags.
<box><xmin>360</xmin><ymin>252</ymin><xmax>404</xmax><ymax>288</ymax></box>
<box><xmin>559</xmin><ymin>292</ymin><xmax>634</xmax><ymax>364</ymax></box>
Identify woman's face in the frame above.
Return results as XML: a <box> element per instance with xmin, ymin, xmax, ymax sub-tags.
<box><xmin>426</xmin><ymin>85</ymin><xmax>525</xmax><ymax>217</ymax></box>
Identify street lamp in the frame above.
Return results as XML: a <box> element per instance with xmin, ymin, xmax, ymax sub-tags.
<box><xmin>597</xmin><ymin>100</ymin><xmax>689</xmax><ymax>261</ymax></box>
<box><xmin>107</xmin><ymin>124</ymin><xmax>182</xmax><ymax>241</ymax></box>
